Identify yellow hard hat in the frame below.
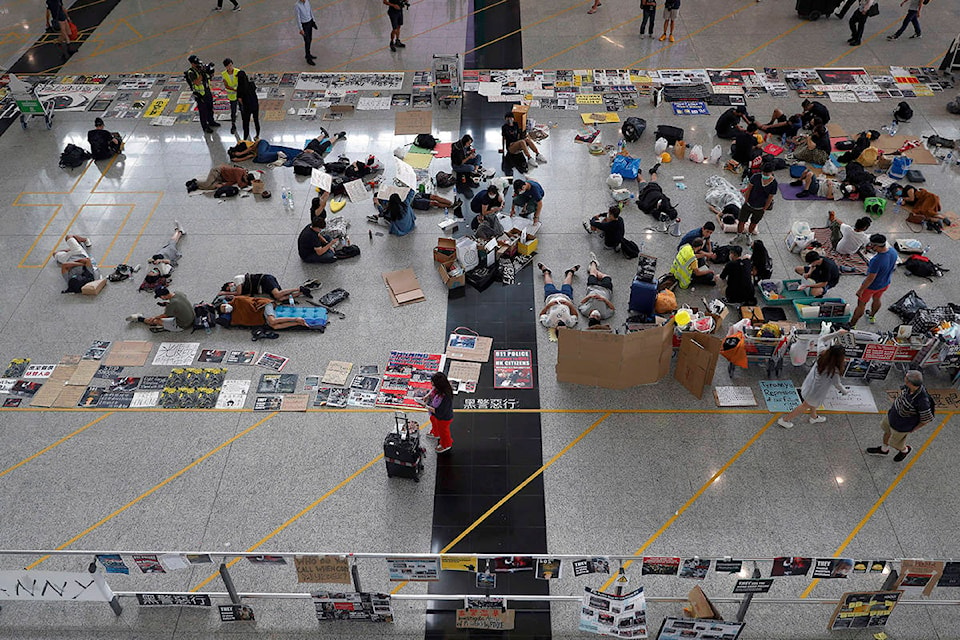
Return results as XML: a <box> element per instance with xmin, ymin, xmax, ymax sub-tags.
<box><xmin>660</xmin><ymin>152</ymin><xmax>672</xmax><ymax>163</ymax></box>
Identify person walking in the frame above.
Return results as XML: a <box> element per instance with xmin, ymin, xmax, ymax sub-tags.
<box><xmin>295</xmin><ymin>0</ymin><xmax>318</xmax><ymax>65</ymax></box>
<box><xmin>866</xmin><ymin>370</ymin><xmax>934</xmax><ymax>461</ymax></box>
<box><xmin>221</xmin><ymin>58</ymin><xmax>241</xmax><ymax>135</ymax></box>
<box><xmin>639</xmin><ymin>0</ymin><xmax>657</xmax><ymax>36</ymax></box>
<box><xmin>736</xmin><ymin>161</ymin><xmax>777</xmax><ymax>242</ymax></box>
<box><xmin>185</xmin><ymin>55</ymin><xmax>218</xmax><ymax>134</ymax></box>
<box><xmin>848</xmin><ymin>0</ymin><xmax>877</xmax><ymax>46</ymax></box>
<box><xmin>659</xmin><ymin>0</ymin><xmax>680</xmax><ymax>42</ymax></box>
<box><xmin>422</xmin><ymin>372</ymin><xmax>454</xmax><ymax>453</ymax></box>
<box><xmin>887</xmin><ymin>0</ymin><xmax>923</xmax><ymax>40</ymax></box>
<box><xmin>384</xmin><ymin>0</ymin><xmax>406</xmax><ymax>52</ymax></box>
<box><xmin>232</xmin><ymin>62</ymin><xmax>261</xmax><ymax>140</ymax></box>
<box><xmin>214</xmin><ymin>0</ymin><xmax>241</xmax><ymax>11</ymax></box>
<box><xmin>778</xmin><ymin>346</ymin><xmax>848</xmax><ymax>428</ymax></box>
<box><xmin>45</xmin><ymin>0</ymin><xmax>72</xmax><ymax>61</ymax></box>
<box><xmin>850</xmin><ymin>234</ymin><xmax>897</xmax><ymax>325</ymax></box>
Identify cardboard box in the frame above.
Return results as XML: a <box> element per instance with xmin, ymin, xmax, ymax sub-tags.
<box><xmin>685</xmin><ymin>586</ymin><xmax>723</xmax><ymax>620</ymax></box>
<box><xmin>556</xmin><ymin>320</ymin><xmax>674</xmax><ymax>389</ymax></box>
<box><xmin>434</xmin><ymin>237</ymin><xmax>457</xmax><ymax>264</ymax></box>
<box><xmin>674</xmin><ymin>332</ymin><xmax>723</xmax><ymax>399</ymax></box>
<box><xmin>251</xmin><ymin>179</ymin><xmax>265</xmax><ymax>195</ymax></box>
<box><xmin>518</xmin><ymin>230</ymin><xmax>538</xmax><ymax>256</ymax></box>
<box><xmin>437</xmin><ymin>261</ymin><xmax>465</xmax><ymax>290</ymax></box>
<box><xmin>383</xmin><ymin>269</ymin><xmax>425</xmax><ymax>306</ymax></box>
<box><xmin>511</xmin><ymin>104</ymin><xmax>529</xmax><ymax>131</ymax></box>
<box><xmin>81</xmin><ymin>278</ymin><xmax>107</xmax><ymax>296</ymax></box>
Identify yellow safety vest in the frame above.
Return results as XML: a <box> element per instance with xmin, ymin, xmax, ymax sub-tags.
<box><xmin>221</xmin><ymin>68</ymin><xmax>240</xmax><ymax>101</ymax></box>
<box><xmin>187</xmin><ymin>68</ymin><xmax>207</xmax><ymax>96</ymax></box>
<box><xmin>671</xmin><ymin>244</ymin><xmax>696</xmax><ymax>289</ymax></box>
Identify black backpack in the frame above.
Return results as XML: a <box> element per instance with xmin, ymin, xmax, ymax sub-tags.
<box><xmin>435</xmin><ymin>171</ymin><xmax>456</xmax><ymax>189</ymax></box>
<box><xmin>654</xmin><ymin>124</ymin><xmax>684</xmax><ymax>145</ymax></box>
<box><xmin>894</xmin><ymin>101</ymin><xmax>914</xmax><ymax>122</ymax></box>
<box><xmin>414</xmin><ymin>133</ymin><xmax>438</xmax><ymax>149</ymax></box>
<box><xmin>62</xmin><ymin>266</ymin><xmax>95</xmax><ymax>294</ymax></box>
<box><xmin>192</xmin><ymin>304</ymin><xmax>219</xmax><ymax>333</ymax></box>
<box><xmin>59</xmin><ymin>144</ymin><xmax>91</xmax><ymax>169</ymax></box>
<box><xmin>620</xmin><ymin>238</ymin><xmax>640</xmax><ymax>259</ymax></box>
<box><xmin>904</xmin><ymin>255</ymin><xmax>947</xmax><ymax>280</ymax></box>
<box><xmin>948</xmin><ymin>96</ymin><xmax>960</xmax><ymax>115</ymax></box>
<box><xmin>214</xmin><ymin>185</ymin><xmax>240</xmax><ymax>198</ymax></box>
<box><xmin>712</xmin><ymin>245</ymin><xmax>732</xmax><ymax>264</ymax></box>
<box><xmin>621</xmin><ymin>117</ymin><xmax>646</xmax><ymax>143</ymax></box>
<box><xmin>335</xmin><ymin>245</ymin><xmax>361</xmax><ymax>259</ymax></box>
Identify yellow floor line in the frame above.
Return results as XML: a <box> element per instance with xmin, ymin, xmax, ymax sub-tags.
<box><xmin>823</xmin><ymin>16</ymin><xmax>903</xmax><ymax>66</ymax></box>
<box><xmin>726</xmin><ymin>20</ymin><xmax>809</xmax><ymax>68</ymax></box>
<box><xmin>600</xmin><ymin>414</ymin><xmax>778</xmax><ymax>591</ymax></box>
<box><xmin>800</xmin><ymin>413</ymin><xmax>952</xmax><ymax>598</ymax></box>
<box><xmin>26</xmin><ymin>412</ymin><xmax>278</xmax><ymax>570</ymax></box>
<box><xmin>0</xmin><ymin>412</ymin><xmax>115</xmax><ymax>480</ymax></box>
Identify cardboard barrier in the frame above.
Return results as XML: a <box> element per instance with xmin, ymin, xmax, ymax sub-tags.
<box><xmin>555</xmin><ymin>321</ymin><xmax>674</xmax><ymax>389</ymax></box>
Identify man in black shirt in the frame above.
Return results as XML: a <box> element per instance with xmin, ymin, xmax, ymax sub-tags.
<box><xmin>720</xmin><ymin>245</ymin><xmax>756</xmax><ymax>305</ymax></box>
<box><xmin>87</xmin><ymin>118</ymin><xmax>123</xmax><ymax>160</ymax></box>
<box><xmin>502</xmin><ymin>112</ymin><xmax>546</xmax><ymax>167</ymax></box>
<box><xmin>799</xmin><ymin>99</ymin><xmax>831</xmax><ymax>127</ymax></box>
<box><xmin>730</xmin><ymin>124</ymin><xmax>759</xmax><ymax>164</ymax></box>
<box><xmin>795</xmin><ymin>251</ymin><xmax>840</xmax><ymax>298</ymax></box>
<box><xmin>297</xmin><ymin>216</ymin><xmax>338</xmax><ymax>264</ymax></box>
<box><xmin>584</xmin><ymin>205</ymin><xmax>625</xmax><ymax>250</ymax></box>
<box><xmin>715</xmin><ymin>106</ymin><xmax>750</xmax><ymax>139</ymax></box>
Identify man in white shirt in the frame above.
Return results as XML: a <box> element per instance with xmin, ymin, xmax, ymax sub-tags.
<box><xmin>828</xmin><ymin>211</ymin><xmax>872</xmax><ymax>255</ymax></box>
<box><xmin>848</xmin><ymin>0</ymin><xmax>876</xmax><ymax>46</ymax></box>
<box><xmin>295</xmin><ymin>0</ymin><xmax>317</xmax><ymax>65</ymax></box>
<box><xmin>536</xmin><ymin>263</ymin><xmax>580</xmax><ymax>329</ymax></box>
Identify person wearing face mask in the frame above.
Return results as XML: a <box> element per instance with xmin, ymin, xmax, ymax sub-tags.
<box><xmin>736</xmin><ymin>161</ymin><xmax>778</xmax><ymax>242</ymax></box>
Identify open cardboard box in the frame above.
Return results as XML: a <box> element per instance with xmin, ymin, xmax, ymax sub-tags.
<box><xmin>383</xmin><ymin>268</ymin><xmax>425</xmax><ymax>306</ymax></box>
<box><xmin>434</xmin><ymin>237</ymin><xmax>457</xmax><ymax>264</ymax></box>
<box><xmin>437</xmin><ymin>261</ymin><xmax>465</xmax><ymax>290</ymax></box>
<box><xmin>674</xmin><ymin>332</ymin><xmax>722</xmax><ymax>399</ymax></box>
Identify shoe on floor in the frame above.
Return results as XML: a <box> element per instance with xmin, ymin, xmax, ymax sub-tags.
<box><xmin>306</xmin><ymin>57</ymin><xmax>316</xmax><ymax>65</ymax></box>
<box><xmin>777</xmin><ymin>418</ymin><xmax>794</xmax><ymax>429</ymax></box>
<box><xmin>590</xmin><ymin>251</ymin><xmax>599</xmax><ymax>269</ymax></box>
<box><xmin>125</xmin><ymin>314</ymin><xmax>144</xmax><ymax>323</ymax></box>
<box><xmin>893</xmin><ymin>445</ymin><xmax>912</xmax><ymax>462</ymax></box>
<box><xmin>659</xmin><ymin>33</ymin><xmax>667</xmax><ymax>41</ymax></box>
<box><xmin>909</xmin><ymin>33</ymin><xmax>921</xmax><ymax>39</ymax></box>
<box><xmin>527</xmin><ymin>156</ymin><xmax>539</xmax><ymax>167</ymax></box>
<box><xmin>649</xmin><ymin>162</ymin><xmax>661</xmax><ymax>175</ymax></box>
<box><xmin>81</xmin><ymin>239</ymin><xmax>92</xmax><ymax>248</ymax></box>
<box><xmin>389</xmin><ymin>41</ymin><xmax>397</xmax><ymax>52</ymax></box>
<box><xmin>435</xmin><ymin>445</ymin><xmax>452</xmax><ymax>453</ymax></box>
<box><xmin>583</xmin><ymin>220</ymin><xmax>593</xmax><ymax>234</ymax></box>
<box><xmin>809</xmin><ymin>416</ymin><xmax>827</xmax><ymax>424</ymax></box>
<box><xmin>299</xmin><ymin>285</ymin><xmax>314</xmax><ymax>299</ymax></box>
<box><xmin>213</xmin><ymin>5</ymin><xmax>222</xmax><ymax>10</ymax></box>
<box><xmin>866</xmin><ymin>446</ymin><xmax>889</xmax><ymax>456</ymax></box>
<box><xmin>395</xmin><ymin>39</ymin><xmax>406</xmax><ymax>47</ymax></box>
<box><xmin>887</xmin><ymin>34</ymin><xmax>898</xmax><ymax>40</ymax></box>
<box><xmin>669</xmin><ymin>35</ymin><xmax>675</xmax><ymax>42</ymax></box>
<box><xmin>175</xmin><ymin>220</ymin><xmax>186</xmax><ymax>235</ymax></box>
<box><xmin>790</xmin><ymin>179</ymin><xmax>803</xmax><ymax>187</ymax></box>
<box><xmin>868</xmin><ymin>314</ymin><xmax>876</xmax><ymax>324</ymax></box>
<box><xmin>232</xmin><ymin>4</ymin><xmax>241</xmax><ymax>9</ymax></box>
<box><xmin>536</xmin><ymin>154</ymin><xmax>547</xmax><ymax>163</ymax></box>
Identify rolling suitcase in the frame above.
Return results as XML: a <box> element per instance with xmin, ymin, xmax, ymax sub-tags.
<box><xmin>628</xmin><ymin>278</ymin><xmax>658</xmax><ymax>316</ymax></box>
<box><xmin>384</xmin><ymin>412</ymin><xmax>425</xmax><ymax>482</ymax></box>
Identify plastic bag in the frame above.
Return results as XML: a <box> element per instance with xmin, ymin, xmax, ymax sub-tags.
<box><xmin>611</xmin><ymin>154</ymin><xmax>642</xmax><ymax>180</ymax></box>
<box><xmin>688</xmin><ymin>144</ymin><xmax>705</xmax><ymax>163</ymax></box>
<box><xmin>709</xmin><ymin>144</ymin><xmax>723</xmax><ymax>165</ymax></box>
<box><xmin>790</xmin><ymin>337</ymin><xmax>810</xmax><ymax>366</ymax></box>
<box><xmin>655</xmin><ymin>289</ymin><xmax>677</xmax><ymax>314</ymax></box>
<box><xmin>785</xmin><ymin>220</ymin><xmax>815</xmax><ymax>254</ymax></box>
<box><xmin>606</xmin><ymin>173</ymin><xmax>624</xmax><ymax>189</ymax></box>
<box><xmin>822</xmin><ymin>158</ymin><xmax>839</xmax><ymax>175</ymax></box>
<box><xmin>654</xmin><ymin>137</ymin><xmax>668</xmax><ymax>154</ymax></box>
<box><xmin>888</xmin><ymin>289</ymin><xmax>927</xmax><ymax>321</ymax></box>
<box><xmin>720</xmin><ymin>332</ymin><xmax>748</xmax><ymax>368</ymax></box>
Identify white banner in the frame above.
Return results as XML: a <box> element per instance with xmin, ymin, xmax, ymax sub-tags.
<box><xmin>0</xmin><ymin>571</ymin><xmax>114</xmax><ymax>602</ymax></box>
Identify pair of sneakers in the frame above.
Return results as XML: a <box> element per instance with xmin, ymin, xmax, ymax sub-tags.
<box><xmin>778</xmin><ymin>415</ymin><xmax>826</xmax><ymax>429</ymax></box>
<box><xmin>526</xmin><ymin>154</ymin><xmax>547</xmax><ymax>168</ymax></box>
<box><xmin>867</xmin><ymin>445</ymin><xmax>911</xmax><ymax>461</ymax></box>
<box><xmin>213</xmin><ymin>4</ymin><xmax>241</xmax><ymax>10</ymax></box>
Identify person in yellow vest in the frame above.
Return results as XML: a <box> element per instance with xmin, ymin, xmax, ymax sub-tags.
<box><xmin>222</xmin><ymin>58</ymin><xmax>241</xmax><ymax>136</ymax></box>
<box><xmin>185</xmin><ymin>55</ymin><xmax>218</xmax><ymax>134</ymax></box>
<box><xmin>670</xmin><ymin>238</ymin><xmax>717</xmax><ymax>289</ymax></box>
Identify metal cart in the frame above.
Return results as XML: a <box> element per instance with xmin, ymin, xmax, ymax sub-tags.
<box><xmin>8</xmin><ymin>74</ymin><xmax>54</xmax><ymax>129</ymax></box>
<box><xmin>432</xmin><ymin>54</ymin><xmax>461</xmax><ymax>108</ymax></box>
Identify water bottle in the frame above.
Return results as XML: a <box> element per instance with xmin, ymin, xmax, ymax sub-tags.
<box><xmin>889</xmin><ymin>119</ymin><xmax>898</xmax><ymax>136</ymax></box>
<box><xmin>945</xmin><ymin>151</ymin><xmax>954</xmax><ymax>166</ymax></box>
<box><xmin>923</xmin><ymin>244</ymin><xmax>931</xmax><ymax>255</ymax></box>
<box><xmin>444</xmin><ymin>207</ymin><xmax>450</xmax><ymax>221</ymax></box>
<box><xmin>280</xmin><ymin>188</ymin><xmax>288</xmax><ymax>208</ymax></box>
<box><xmin>288</xmin><ymin>294</ymin><xmax>294</xmax><ymax>307</ymax></box>
<box><xmin>895</xmin><ymin>198</ymin><xmax>903</xmax><ymax>215</ymax></box>
<box><xmin>286</xmin><ymin>187</ymin><xmax>295</xmax><ymax>210</ymax></box>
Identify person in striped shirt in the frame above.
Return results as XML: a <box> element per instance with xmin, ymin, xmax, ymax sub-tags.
<box><xmin>867</xmin><ymin>370</ymin><xmax>934</xmax><ymax>462</ymax></box>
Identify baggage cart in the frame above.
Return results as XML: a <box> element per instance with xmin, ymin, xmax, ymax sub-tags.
<box><xmin>8</xmin><ymin>74</ymin><xmax>54</xmax><ymax>129</ymax></box>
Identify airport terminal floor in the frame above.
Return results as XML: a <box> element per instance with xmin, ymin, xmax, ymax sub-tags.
<box><xmin>2</xmin><ymin>0</ymin><xmax>960</xmax><ymax>637</ymax></box>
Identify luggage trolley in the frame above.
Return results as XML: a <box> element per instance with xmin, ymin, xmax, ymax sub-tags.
<box><xmin>8</xmin><ymin>74</ymin><xmax>54</xmax><ymax>130</ymax></box>
<box><xmin>432</xmin><ymin>54</ymin><xmax>461</xmax><ymax>108</ymax></box>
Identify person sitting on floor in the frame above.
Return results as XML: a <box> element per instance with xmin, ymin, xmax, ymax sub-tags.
<box><xmin>502</xmin><ymin>111</ymin><xmax>546</xmax><ymax>167</ymax></box>
<box><xmin>471</xmin><ymin>185</ymin><xmax>504</xmax><ymax>218</ymax></box>
<box><xmin>792</xmin><ymin>121</ymin><xmax>831</xmax><ymax>166</ymax></box>
<box><xmin>798</xmin><ymin>99</ymin><xmax>831</xmax><ymax>128</ymax></box>
<box><xmin>87</xmin><ymin>118</ymin><xmax>123</xmax><ymax>161</ymax></box>
<box><xmin>450</xmin><ymin>134</ymin><xmax>493</xmax><ymax>183</ymax></box>
<box><xmin>536</xmin><ymin>263</ymin><xmax>580</xmax><ymax>328</ymax></box>
<box><xmin>791</xmin><ymin>167</ymin><xmax>854</xmax><ymax>200</ymax></box>
<box><xmin>584</xmin><ymin>205</ymin><xmax>625</xmax><ymax>251</ymax></box>
<box><xmin>828</xmin><ymin>211</ymin><xmax>872</xmax><ymax>255</ymax></box>
<box><xmin>794</xmin><ymin>250</ymin><xmax>840</xmax><ymax>298</ymax></box>
<box><xmin>677</xmin><ymin>221</ymin><xmax>716</xmax><ymax>261</ymax></box>
<box><xmin>715</xmin><ymin>105</ymin><xmax>751</xmax><ymax>140</ymax></box>
<box><xmin>671</xmin><ymin>238</ymin><xmax>717</xmax><ymax>288</ymax></box>
<box><xmin>298</xmin><ymin>214</ymin><xmax>339</xmax><ymax>263</ymax></box>
<box><xmin>731</xmin><ymin>123</ymin><xmax>760</xmax><ymax>165</ymax></box>
<box><xmin>220</xmin><ymin>273</ymin><xmax>313</xmax><ymax>302</ymax></box>
<box><xmin>750</xmin><ymin>239</ymin><xmax>773</xmax><ymax>284</ymax></box>
<box><xmin>217</xmin><ymin>295</ymin><xmax>320</xmax><ymax>330</ymax></box>
<box><xmin>186</xmin><ymin>165</ymin><xmax>254</xmax><ymax>192</ymax></box>
<box><xmin>510</xmin><ymin>179</ymin><xmax>544</xmax><ymax>224</ymax></box>
<box><xmin>577</xmin><ymin>255</ymin><xmax>616</xmax><ymax>325</ymax></box>
<box><xmin>757</xmin><ymin>109</ymin><xmax>803</xmax><ymax>139</ymax></box>
<box><xmin>836</xmin><ymin>129</ymin><xmax>880</xmax><ymax>164</ymax></box>
<box><xmin>55</xmin><ymin>234</ymin><xmax>97</xmax><ymax>293</ymax></box>
<box><xmin>125</xmin><ymin>287</ymin><xmax>195</xmax><ymax>332</ymax></box>
<box><xmin>370</xmin><ymin>190</ymin><xmax>417</xmax><ymax>236</ymax></box>
<box><xmin>720</xmin><ymin>245</ymin><xmax>756</xmax><ymax>305</ymax></box>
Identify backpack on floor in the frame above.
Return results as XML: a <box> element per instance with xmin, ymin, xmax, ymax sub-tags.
<box><xmin>620</xmin><ymin>238</ymin><xmax>640</xmax><ymax>259</ymax></box>
<box><xmin>192</xmin><ymin>303</ymin><xmax>219</xmax><ymax>333</ymax></box>
<box><xmin>214</xmin><ymin>185</ymin><xmax>240</xmax><ymax>198</ymax></box>
<box><xmin>335</xmin><ymin>245</ymin><xmax>361</xmax><ymax>259</ymax></box>
<box><xmin>903</xmin><ymin>255</ymin><xmax>947</xmax><ymax>280</ymax></box>
<box><xmin>62</xmin><ymin>266</ymin><xmax>95</xmax><ymax>294</ymax></box>
<box><xmin>435</xmin><ymin>171</ymin><xmax>456</xmax><ymax>189</ymax></box>
<box><xmin>319</xmin><ymin>288</ymin><xmax>349</xmax><ymax>307</ymax></box>
<box><xmin>59</xmin><ymin>143</ymin><xmax>91</xmax><ymax>169</ymax></box>
<box><xmin>621</xmin><ymin>117</ymin><xmax>647</xmax><ymax>143</ymax></box>
<box><xmin>654</xmin><ymin>124</ymin><xmax>684</xmax><ymax>145</ymax></box>
<box><xmin>414</xmin><ymin>133</ymin><xmax>438</xmax><ymax>150</ymax></box>
<box><xmin>894</xmin><ymin>101</ymin><xmax>914</xmax><ymax>122</ymax></box>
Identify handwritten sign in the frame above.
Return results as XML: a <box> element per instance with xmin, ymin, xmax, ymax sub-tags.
<box><xmin>862</xmin><ymin>343</ymin><xmax>897</xmax><ymax>361</ymax></box>
<box><xmin>759</xmin><ymin>380</ymin><xmax>800</xmax><ymax>412</ymax></box>
<box><xmin>295</xmin><ymin>555</ymin><xmax>353</xmax><ymax>584</ymax></box>
<box><xmin>456</xmin><ymin>608</ymin><xmax>516</xmax><ymax>630</ymax></box>
<box><xmin>143</xmin><ymin>99</ymin><xmax>169</xmax><ymax>118</ymax></box>
<box><xmin>0</xmin><ymin>571</ymin><xmax>113</xmax><ymax>601</ymax></box>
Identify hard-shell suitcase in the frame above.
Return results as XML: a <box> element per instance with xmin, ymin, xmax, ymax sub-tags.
<box><xmin>384</xmin><ymin>412</ymin><xmax>425</xmax><ymax>482</ymax></box>
<box><xmin>628</xmin><ymin>278</ymin><xmax>658</xmax><ymax>316</ymax></box>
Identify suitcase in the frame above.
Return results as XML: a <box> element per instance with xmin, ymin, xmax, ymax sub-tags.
<box><xmin>628</xmin><ymin>278</ymin><xmax>658</xmax><ymax>316</ymax></box>
<box><xmin>654</xmin><ymin>124</ymin><xmax>684</xmax><ymax>145</ymax></box>
<box><xmin>384</xmin><ymin>412</ymin><xmax>425</xmax><ymax>482</ymax></box>
<box><xmin>796</xmin><ymin>0</ymin><xmax>842</xmax><ymax>19</ymax></box>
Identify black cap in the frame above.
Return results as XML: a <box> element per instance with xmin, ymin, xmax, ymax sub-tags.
<box><xmin>188</xmin><ymin>55</ymin><xmax>200</xmax><ymax>64</ymax></box>
<box><xmin>154</xmin><ymin>286</ymin><xmax>170</xmax><ymax>298</ymax></box>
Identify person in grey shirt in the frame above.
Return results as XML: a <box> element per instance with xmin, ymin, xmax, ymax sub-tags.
<box><xmin>295</xmin><ymin>0</ymin><xmax>317</xmax><ymax>65</ymax></box>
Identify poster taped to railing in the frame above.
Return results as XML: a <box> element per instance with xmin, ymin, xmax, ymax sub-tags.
<box><xmin>386</xmin><ymin>557</ymin><xmax>440</xmax><ymax>582</ymax></box>
<box><xmin>0</xmin><ymin>570</ymin><xmax>114</xmax><ymax>602</ymax></box>
<box><xmin>295</xmin><ymin>555</ymin><xmax>352</xmax><ymax>584</ymax></box>
<box><xmin>312</xmin><ymin>591</ymin><xmax>394</xmax><ymax>622</ymax></box>
<box><xmin>579</xmin><ymin>586</ymin><xmax>648</xmax><ymax>638</ymax></box>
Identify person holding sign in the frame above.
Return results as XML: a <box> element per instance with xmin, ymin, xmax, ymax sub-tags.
<box><xmin>778</xmin><ymin>345</ymin><xmax>848</xmax><ymax>429</ymax></box>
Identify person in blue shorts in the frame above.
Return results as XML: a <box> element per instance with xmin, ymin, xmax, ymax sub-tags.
<box><xmin>536</xmin><ymin>263</ymin><xmax>580</xmax><ymax>328</ymax></box>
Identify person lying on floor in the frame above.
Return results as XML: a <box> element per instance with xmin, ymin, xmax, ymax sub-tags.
<box><xmin>186</xmin><ymin>165</ymin><xmax>254</xmax><ymax>192</ymax></box>
<box><xmin>55</xmin><ymin>234</ymin><xmax>97</xmax><ymax>293</ymax></box>
<box><xmin>125</xmin><ymin>287</ymin><xmax>194</xmax><ymax>332</ymax></box>
<box><xmin>836</xmin><ymin>129</ymin><xmax>880</xmax><ymax>165</ymax></box>
<box><xmin>138</xmin><ymin>222</ymin><xmax>186</xmax><ymax>292</ymax></box>
<box><xmin>370</xmin><ymin>190</ymin><xmax>417</xmax><ymax>236</ymax></box>
<box><xmin>896</xmin><ymin>184</ymin><xmax>946</xmax><ymax>222</ymax></box>
<box><xmin>219</xmin><ymin>273</ymin><xmax>313</xmax><ymax>301</ymax></box>
<box><xmin>536</xmin><ymin>263</ymin><xmax>579</xmax><ymax>329</ymax></box>
<box><xmin>577</xmin><ymin>256</ymin><xmax>616</xmax><ymax>325</ymax></box>
<box><xmin>217</xmin><ymin>295</ymin><xmax>320</xmax><ymax>330</ymax></box>
<box><xmin>790</xmin><ymin>167</ymin><xmax>856</xmax><ymax>201</ymax></box>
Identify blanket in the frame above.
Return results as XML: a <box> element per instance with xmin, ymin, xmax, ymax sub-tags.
<box><xmin>811</xmin><ymin>227</ymin><xmax>869</xmax><ymax>275</ymax></box>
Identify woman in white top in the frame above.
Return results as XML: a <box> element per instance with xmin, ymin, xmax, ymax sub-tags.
<box><xmin>778</xmin><ymin>345</ymin><xmax>849</xmax><ymax>428</ymax></box>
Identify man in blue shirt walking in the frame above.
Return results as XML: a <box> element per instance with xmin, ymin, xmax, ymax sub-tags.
<box><xmin>850</xmin><ymin>234</ymin><xmax>898</xmax><ymax>325</ymax></box>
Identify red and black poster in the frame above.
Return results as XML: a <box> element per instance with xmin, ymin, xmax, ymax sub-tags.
<box><xmin>493</xmin><ymin>350</ymin><xmax>533</xmax><ymax>389</ymax></box>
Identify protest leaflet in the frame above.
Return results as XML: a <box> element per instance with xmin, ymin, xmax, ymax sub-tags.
<box><xmin>828</xmin><ymin>590</ymin><xmax>902</xmax><ymax>630</ymax></box>
<box><xmin>377</xmin><ymin>351</ymin><xmax>445</xmax><ymax>409</ymax></box>
<box><xmin>579</xmin><ymin>587</ymin><xmax>647</xmax><ymax>638</ymax></box>
<box><xmin>311</xmin><ymin>592</ymin><xmax>394</xmax><ymax>622</ymax></box>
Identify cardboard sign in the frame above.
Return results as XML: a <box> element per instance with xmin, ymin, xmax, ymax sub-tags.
<box><xmin>556</xmin><ymin>320</ymin><xmax>674</xmax><ymax>389</ymax></box>
<box><xmin>759</xmin><ymin>380</ymin><xmax>800</xmax><ymax>412</ymax></box>
<box><xmin>456</xmin><ymin>608</ymin><xmax>516</xmax><ymax>630</ymax></box>
<box><xmin>295</xmin><ymin>555</ymin><xmax>352</xmax><ymax>584</ymax></box>
<box><xmin>0</xmin><ymin>571</ymin><xmax>114</xmax><ymax>601</ymax></box>
<box><xmin>674</xmin><ymin>333</ymin><xmax>722</xmax><ymax>399</ymax></box>
<box><xmin>828</xmin><ymin>590</ymin><xmax>902</xmax><ymax>630</ymax></box>
<box><xmin>383</xmin><ymin>269</ymin><xmax>425</xmax><ymax>307</ymax></box>
<box><xmin>446</xmin><ymin>330</ymin><xmax>493</xmax><ymax>363</ymax></box>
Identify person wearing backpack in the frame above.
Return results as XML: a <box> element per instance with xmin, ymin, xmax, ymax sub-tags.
<box><xmin>125</xmin><ymin>287</ymin><xmax>196</xmax><ymax>332</ymax></box>
<box><xmin>887</xmin><ymin>0</ymin><xmax>924</xmax><ymax>40</ymax></box>
<box><xmin>867</xmin><ymin>370</ymin><xmax>934</xmax><ymax>461</ymax></box>
<box><xmin>847</xmin><ymin>0</ymin><xmax>877</xmax><ymax>47</ymax></box>
<box><xmin>720</xmin><ymin>245</ymin><xmax>756</xmax><ymax>305</ymax></box>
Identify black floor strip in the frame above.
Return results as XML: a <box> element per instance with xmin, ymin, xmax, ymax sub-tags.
<box><xmin>8</xmin><ymin>0</ymin><xmax>124</xmax><ymax>75</ymax></box>
<box><xmin>426</xmin><ymin>8</ymin><xmax>548</xmax><ymax>634</ymax></box>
